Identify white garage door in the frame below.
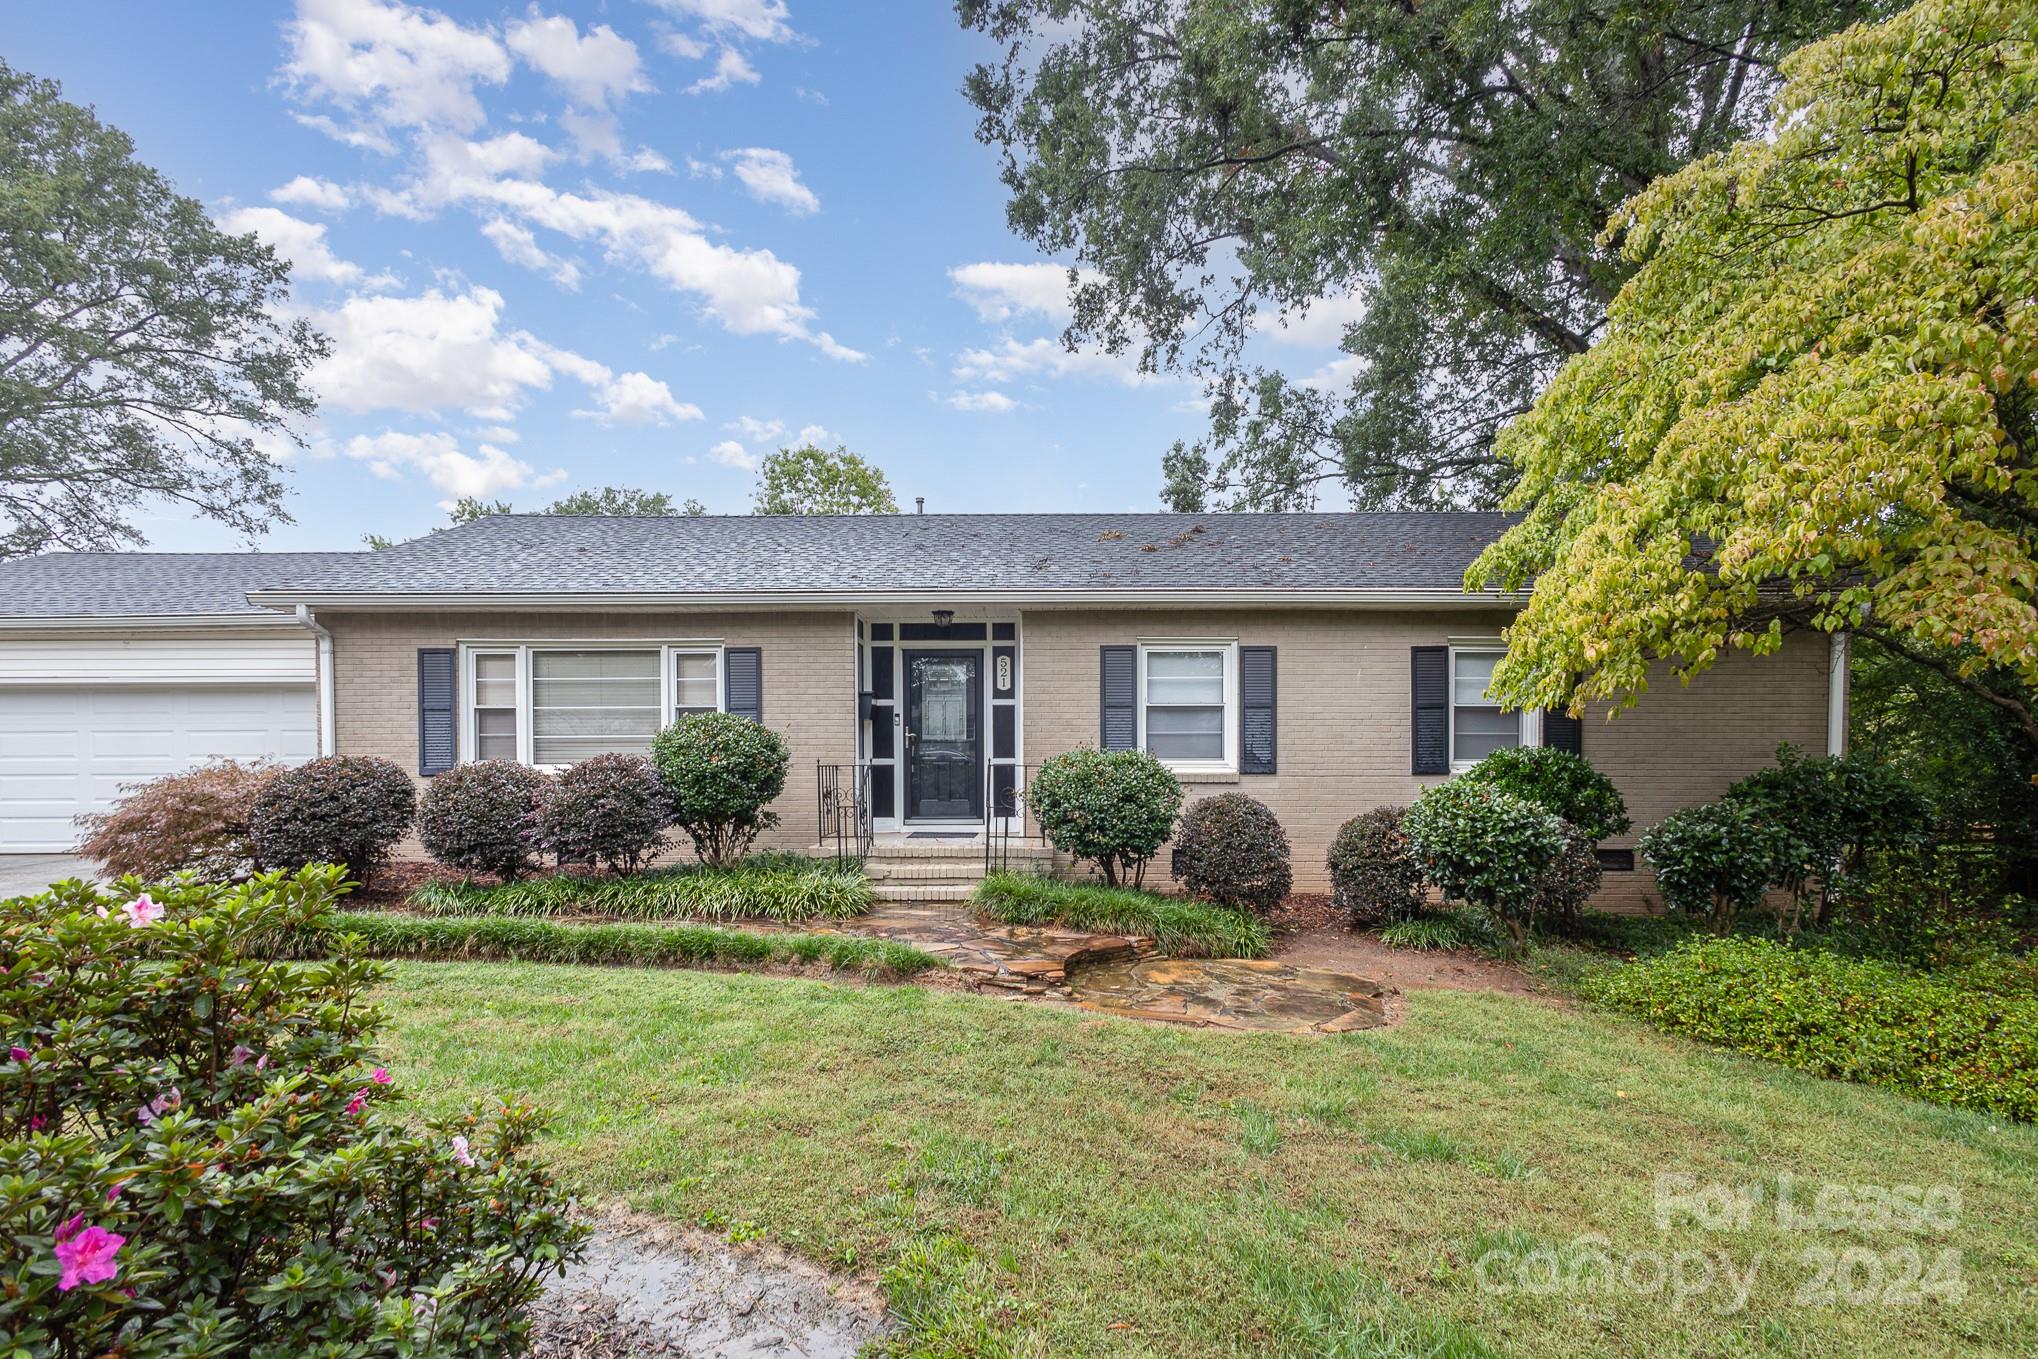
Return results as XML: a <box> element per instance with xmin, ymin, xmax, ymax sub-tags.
<box><xmin>0</xmin><ymin>686</ymin><xmax>317</xmax><ymax>852</ymax></box>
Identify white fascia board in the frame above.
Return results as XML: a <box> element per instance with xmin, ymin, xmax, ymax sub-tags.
<box><xmin>244</xmin><ymin>588</ymin><xmax>1527</xmax><ymax>611</ymax></box>
<box><xmin>0</xmin><ymin>612</ymin><xmax>304</xmax><ymax>632</ymax></box>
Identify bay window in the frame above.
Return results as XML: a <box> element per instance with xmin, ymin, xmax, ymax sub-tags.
<box><xmin>1139</xmin><ymin>642</ymin><xmax>1236</xmax><ymax>772</ymax></box>
<box><xmin>464</xmin><ymin>644</ymin><xmax>724</xmax><ymax>767</ymax></box>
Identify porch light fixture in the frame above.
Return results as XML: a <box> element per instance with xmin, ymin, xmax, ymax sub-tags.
<box><xmin>931</xmin><ymin>609</ymin><xmax>955</xmax><ymax>630</ymax></box>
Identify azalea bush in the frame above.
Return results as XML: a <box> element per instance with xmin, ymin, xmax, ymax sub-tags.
<box><xmin>1025</xmin><ymin>749</ymin><xmax>1183</xmax><ymax>888</ymax></box>
<box><xmin>651</xmin><ymin>713</ymin><xmax>791</xmax><ymax>869</ymax></box>
<box><xmin>0</xmin><ymin>868</ymin><xmax>584</xmax><ymax>1357</ymax></box>
<box><xmin>543</xmin><ymin>753</ymin><xmax>670</xmax><ymax>873</ymax></box>
<box><xmin>417</xmin><ymin>759</ymin><xmax>552</xmax><ymax>881</ymax></box>
<box><xmin>249</xmin><ymin>755</ymin><xmax>416</xmax><ymax>883</ymax></box>
<box><xmin>75</xmin><ymin>760</ymin><xmax>282</xmax><ymax>882</ymax></box>
<box><xmin>1404</xmin><ymin>780</ymin><xmax>1566</xmax><ymax>950</ymax></box>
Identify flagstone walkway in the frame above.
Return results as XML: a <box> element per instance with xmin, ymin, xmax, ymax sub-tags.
<box><xmin>812</xmin><ymin>905</ymin><xmax>1394</xmax><ymax>1034</ymax></box>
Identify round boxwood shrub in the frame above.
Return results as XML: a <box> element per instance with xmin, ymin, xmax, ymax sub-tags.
<box><xmin>1025</xmin><ymin>749</ymin><xmax>1183</xmax><ymax>887</ymax></box>
<box><xmin>249</xmin><ymin>755</ymin><xmax>416</xmax><ymax>883</ymax></box>
<box><xmin>1639</xmin><ymin>800</ymin><xmax>1781</xmax><ymax>931</ymax></box>
<box><xmin>543</xmin><ymin>753</ymin><xmax>670</xmax><ymax>873</ymax></box>
<box><xmin>651</xmin><ymin>712</ymin><xmax>790</xmax><ymax>868</ymax></box>
<box><xmin>1458</xmin><ymin>745</ymin><xmax>1631</xmax><ymax>843</ymax></box>
<box><xmin>1404</xmin><ymin>779</ymin><xmax>1566</xmax><ymax>949</ymax></box>
<box><xmin>417</xmin><ymin>760</ymin><xmax>552</xmax><ymax>881</ymax></box>
<box><xmin>1171</xmin><ymin>792</ymin><xmax>1292</xmax><ymax>913</ymax></box>
<box><xmin>2</xmin><ymin>867</ymin><xmax>584</xmax><ymax>1355</ymax></box>
<box><xmin>1327</xmin><ymin>806</ymin><xmax>1426</xmax><ymax>927</ymax></box>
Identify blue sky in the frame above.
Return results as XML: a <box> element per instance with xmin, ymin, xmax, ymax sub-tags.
<box><xmin>3</xmin><ymin>0</ymin><xmax>1358</xmax><ymax>550</ymax></box>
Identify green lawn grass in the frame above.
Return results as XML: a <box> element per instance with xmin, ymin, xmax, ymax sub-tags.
<box><xmin>377</xmin><ymin>963</ymin><xmax>2038</xmax><ymax>1358</ymax></box>
<box><xmin>972</xmin><ymin>871</ymin><xmax>1271</xmax><ymax>958</ymax></box>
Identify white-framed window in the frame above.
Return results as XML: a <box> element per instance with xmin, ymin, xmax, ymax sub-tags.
<box><xmin>462</xmin><ymin>643</ymin><xmax>724</xmax><ymax>768</ymax></box>
<box><xmin>1449</xmin><ymin>646</ymin><xmax>1538</xmax><ymax>770</ymax></box>
<box><xmin>1138</xmin><ymin>641</ymin><xmax>1237</xmax><ymax>772</ymax></box>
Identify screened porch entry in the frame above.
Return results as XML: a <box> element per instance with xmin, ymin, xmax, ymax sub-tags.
<box><xmin>854</xmin><ymin>614</ymin><xmax>1021</xmax><ymax>832</ymax></box>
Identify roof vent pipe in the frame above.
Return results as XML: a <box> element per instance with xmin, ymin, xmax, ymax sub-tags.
<box><xmin>915</xmin><ymin>497</ymin><xmax>924</xmax><ymax>514</ymax></box>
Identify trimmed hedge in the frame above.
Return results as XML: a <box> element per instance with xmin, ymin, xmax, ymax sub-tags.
<box><xmin>1584</xmin><ymin>936</ymin><xmax>2038</xmax><ymax>1122</ymax></box>
<box><xmin>1326</xmin><ymin>807</ymin><xmax>1426</xmax><ymax>927</ymax></box>
<box><xmin>1171</xmin><ymin>792</ymin><xmax>1292</xmax><ymax>913</ymax></box>
<box><xmin>1025</xmin><ymin>749</ymin><xmax>1183</xmax><ymax>888</ymax></box>
<box><xmin>408</xmin><ymin>861</ymin><xmax>873</xmax><ymax>924</ymax></box>
<box><xmin>971</xmin><ymin>871</ymin><xmax>1270</xmax><ymax>959</ymax></box>
<box><xmin>281</xmin><ymin>912</ymin><xmax>941</xmax><ymax>978</ymax></box>
<box><xmin>417</xmin><ymin>759</ymin><xmax>551</xmax><ymax>880</ymax></box>
<box><xmin>250</xmin><ymin>755</ymin><xmax>415</xmax><ymax>882</ymax></box>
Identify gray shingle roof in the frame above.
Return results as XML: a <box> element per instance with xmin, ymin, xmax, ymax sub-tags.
<box><xmin>0</xmin><ymin>552</ymin><xmax>361</xmax><ymax>618</ymax></box>
<box><xmin>249</xmin><ymin>512</ymin><xmax>1517</xmax><ymax>598</ymax></box>
<box><xmin>0</xmin><ymin>514</ymin><xmax>1521</xmax><ymax>616</ymax></box>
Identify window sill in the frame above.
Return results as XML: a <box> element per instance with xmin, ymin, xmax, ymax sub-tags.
<box><xmin>1168</xmin><ymin>767</ymin><xmax>1240</xmax><ymax>784</ymax></box>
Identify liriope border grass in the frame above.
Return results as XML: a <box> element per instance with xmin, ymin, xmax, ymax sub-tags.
<box><xmin>282</xmin><ymin>911</ymin><xmax>941</xmax><ymax>979</ymax></box>
<box><xmin>971</xmin><ymin>871</ymin><xmax>1270</xmax><ymax>959</ymax></box>
<box><xmin>408</xmin><ymin>862</ymin><xmax>874</xmax><ymax>925</ymax></box>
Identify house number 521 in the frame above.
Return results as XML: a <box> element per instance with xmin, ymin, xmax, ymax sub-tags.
<box><xmin>996</xmin><ymin>655</ymin><xmax>1012</xmax><ymax>691</ymax></box>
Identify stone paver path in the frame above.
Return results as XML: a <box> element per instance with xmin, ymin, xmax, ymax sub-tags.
<box><xmin>814</xmin><ymin>905</ymin><xmax>1394</xmax><ymax>1034</ymax></box>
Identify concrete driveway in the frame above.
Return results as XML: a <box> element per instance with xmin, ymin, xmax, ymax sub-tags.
<box><xmin>0</xmin><ymin>854</ymin><xmax>94</xmax><ymax>899</ymax></box>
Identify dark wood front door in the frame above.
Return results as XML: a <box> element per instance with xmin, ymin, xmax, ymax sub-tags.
<box><xmin>905</xmin><ymin>650</ymin><xmax>982</xmax><ymax>820</ymax></box>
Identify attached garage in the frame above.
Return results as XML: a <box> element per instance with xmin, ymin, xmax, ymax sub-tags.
<box><xmin>0</xmin><ymin>551</ymin><xmax>357</xmax><ymax>857</ymax></box>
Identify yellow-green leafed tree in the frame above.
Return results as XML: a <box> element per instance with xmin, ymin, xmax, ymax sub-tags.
<box><xmin>1468</xmin><ymin>0</ymin><xmax>2038</xmax><ymax>746</ymax></box>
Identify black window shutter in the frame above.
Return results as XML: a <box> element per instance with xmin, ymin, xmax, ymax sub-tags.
<box><xmin>1240</xmin><ymin>646</ymin><xmax>1277</xmax><ymax>774</ymax></box>
<box><xmin>1411</xmin><ymin>646</ymin><xmax>1449</xmax><ymax>775</ymax></box>
<box><xmin>418</xmin><ymin>648</ymin><xmax>456</xmax><ymax>775</ymax></box>
<box><xmin>725</xmin><ymin>647</ymin><xmax>763</xmax><ymax>721</ymax></box>
<box><xmin>1099</xmin><ymin>645</ymin><xmax>1136</xmax><ymax>750</ymax></box>
<box><xmin>1543</xmin><ymin>708</ymin><xmax>1583</xmax><ymax>756</ymax></box>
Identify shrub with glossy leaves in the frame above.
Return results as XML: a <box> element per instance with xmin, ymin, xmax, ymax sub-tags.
<box><xmin>1327</xmin><ymin>807</ymin><xmax>1426</xmax><ymax>927</ymax></box>
<box><xmin>1535</xmin><ymin>824</ymin><xmax>1604</xmax><ymax>931</ymax></box>
<box><xmin>1725</xmin><ymin>745</ymin><xmax>1933</xmax><ymax>928</ymax></box>
<box><xmin>1171</xmin><ymin>793</ymin><xmax>1291</xmax><ymax>913</ymax></box>
<box><xmin>1458</xmin><ymin>746</ymin><xmax>1631</xmax><ymax>843</ymax></box>
<box><xmin>0</xmin><ymin>867</ymin><xmax>584</xmax><ymax>1358</ymax></box>
<box><xmin>75</xmin><ymin>760</ymin><xmax>281</xmax><ymax>882</ymax></box>
<box><xmin>543</xmin><ymin>753</ymin><xmax>670</xmax><ymax>873</ymax></box>
<box><xmin>249</xmin><ymin>755</ymin><xmax>416</xmax><ymax>883</ymax></box>
<box><xmin>1404</xmin><ymin>779</ymin><xmax>1566</xmax><ymax>949</ymax></box>
<box><xmin>1640</xmin><ymin>800</ymin><xmax>1781</xmax><ymax>930</ymax></box>
<box><xmin>417</xmin><ymin>760</ymin><xmax>551</xmax><ymax>881</ymax></box>
<box><xmin>1025</xmin><ymin>749</ymin><xmax>1183</xmax><ymax>888</ymax></box>
<box><xmin>651</xmin><ymin>712</ymin><xmax>790</xmax><ymax>869</ymax></box>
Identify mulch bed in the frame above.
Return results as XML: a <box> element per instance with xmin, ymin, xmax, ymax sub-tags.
<box><xmin>1266</xmin><ymin>893</ymin><xmax>1342</xmax><ymax>936</ymax></box>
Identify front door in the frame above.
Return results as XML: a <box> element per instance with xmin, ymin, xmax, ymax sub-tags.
<box><xmin>904</xmin><ymin>650</ymin><xmax>982</xmax><ymax>820</ymax></box>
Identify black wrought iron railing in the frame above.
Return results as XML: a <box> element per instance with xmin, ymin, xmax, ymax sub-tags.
<box><xmin>983</xmin><ymin>762</ymin><xmax>1037</xmax><ymax>876</ymax></box>
<box><xmin>816</xmin><ymin>762</ymin><xmax>872</xmax><ymax>866</ymax></box>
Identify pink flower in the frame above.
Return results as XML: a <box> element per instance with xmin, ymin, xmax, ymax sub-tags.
<box><xmin>122</xmin><ymin>894</ymin><xmax>162</xmax><ymax>928</ymax></box>
<box><xmin>255</xmin><ymin>1053</ymin><xmax>269</xmax><ymax>1071</ymax></box>
<box><xmin>136</xmin><ymin>1088</ymin><xmax>182</xmax><ymax>1125</ymax></box>
<box><xmin>106</xmin><ymin>1182</ymin><xmax>124</xmax><ymax>1203</ymax></box>
<box><xmin>450</xmin><ymin>1135</ymin><xmax>475</xmax><ymax>1168</ymax></box>
<box><xmin>420</xmin><ymin>1217</ymin><xmax>438</xmax><ymax>1230</ymax></box>
<box><xmin>370</xmin><ymin>1067</ymin><xmax>393</xmax><ymax>1086</ymax></box>
<box><xmin>8</xmin><ymin>1046</ymin><xmax>28</xmax><ymax>1063</ymax></box>
<box><xmin>346</xmin><ymin>1089</ymin><xmax>368</xmax><ymax>1116</ymax></box>
<box><xmin>228</xmin><ymin>1045</ymin><xmax>254</xmax><ymax>1068</ymax></box>
<box><xmin>53</xmin><ymin>1216</ymin><xmax>125</xmax><ymax>1292</ymax></box>
<box><xmin>28</xmin><ymin>1115</ymin><xmax>46</xmax><ymax>1132</ymax></box>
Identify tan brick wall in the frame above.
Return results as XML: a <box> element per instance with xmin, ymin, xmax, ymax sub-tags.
<box><xmin>1017</xmin><ymin>608</ymin><xmax>1835</xmax><ymax>905</ymax></box>
<box><xmin>322</xmin><ymin>609</ymin><xmax>855</xmax><ymax>854</ymax></box>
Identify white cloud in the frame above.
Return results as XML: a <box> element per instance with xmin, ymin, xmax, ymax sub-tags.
<box><xmin>505</xmin><ymin>10</ymin><xmax>648</xmax><ymax>108</ymax></box>
<box><xmin>480</xmin><ymin>217</ymin><xmax>581</xmax><ymax>289</ymax></box>
<box><xmin>708</xmin><ymin>439</ymin><xmax>758</xmax><ymax>469</ymax></box>
<box><xmin>657</xmin><ymin>28</ymin><xmax>709</xmax><ymax>59</ymax></box>
<box><xmin>290</xmin><ymin>111</ymin><xmax>398</xmax><ymax>154</ymax></box>
<box><xmin>687</xmin><ymin>48</ymin><xmax>759</xmax><ymax>94</ymax></box>
<box><xmin>1264</xmin><ymin>293</ymin><xmax>1368</xmax><ymax>348</ymax></box>
<box><xmin>654</xmin><ymin>0</ymin><xmax>798</xmax><ymax>44</ymax></box>
<box><xmin>578</xmin><ymin>371</ymin><xmax>703</xmax><ymax>426</ymax></box>
<box><xmin>344</xmin><ymin>429</ymin><xmax>539</xmax><ymax>499</ymax></box>
<box><xmin>217</xmin><ymin>206</ymin><xmax>386</xmax><ymax>288</ymax></box>
<box><xmin>952</xmin><ymin>336</ymin><xmax>1148</xmax><ymax>387</ymax></box>
<box><xmin>947</xmin><ymin>389</ymin><xmax>1016</xmax><ymax>413</ymax></box>
<box><xmin>723</xmin><ymin>147</ymin><xmax>817</xmax><ymax>215</ymax></box>
<box><xmin>725</xmin><ymin>415</ymin><xmax>784</xmax><ymax>440</ymax></box>
<box><xmin>949</xmin><ymin>261</ymin><xmax>1076</xmax><ymax>323</ymax></box>
<box><xmin>270</xmin><ymin>175</ymin><xmax>352</xmax><ymax>211</ymax></box>
<box><xmin>311</xmin><ymin>285</ymin><xmax>554</xmax><ymax>419</ymax></box>
<box><xmin>793</xmin><ymin>422</ymin><xmax>835</xmax><ymax>445</ymax></box>
<box><xmin>281</xmin><ymin>0</ymin><xmax>511</xmax><ymax>134</ymax></box>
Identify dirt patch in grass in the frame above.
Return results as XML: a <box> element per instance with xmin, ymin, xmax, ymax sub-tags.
<box><xmin>532</xmin><ymin>1203</ymin><xmax>890</xmax><ymax>1358</ymax></box>
<box><xmin>1275</xmin><ymin>924</ymin><xmax>1543</xmax><ymax>998</ymax></box>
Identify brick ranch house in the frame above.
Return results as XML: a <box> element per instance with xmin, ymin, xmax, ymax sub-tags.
<box><xmin>0</xmin><ymin>512</ymin><xmax>1845</xmax><ymax>905</ymax></box>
